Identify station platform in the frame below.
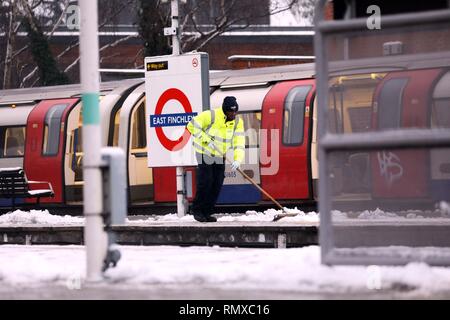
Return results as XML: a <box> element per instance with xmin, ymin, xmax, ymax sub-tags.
<box><xmin>0</xmin><ymin>219</ymin><xmax>318</xmax><ymax>248</ymax></box>
<box><xmin>2</xmin><ymin>216</ymin><xmax>450</xmax><ymax>248</ymax></box>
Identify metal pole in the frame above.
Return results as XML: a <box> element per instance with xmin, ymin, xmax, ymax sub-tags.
<box><xmin>169</xmin><ymin>0</ymin><xmax>186</xmax><ymax>217</ymax></box>
<box><xmin>171</xmin><ymin>0</ymin><xmax>181</xmax><ymax>56</ymax></box>
<box><xmin>79</xmin><ymin>0</ymin><xmax>107</xmax><ymax>281</ymax></box>
<box><xmin>314</xmin><ymin>0</ymin><xmax>334</xmax><ymax>264</ymax></box>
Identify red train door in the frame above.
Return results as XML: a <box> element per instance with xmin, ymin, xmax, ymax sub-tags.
<box><xmin>371</xmin><ymin>69</ymin><xmax>443</xmax><ymax>198</ymax></box>
<box><xmin>24</xmin><ymin>99</ymin><xmax>79</xmax><ymax>203</ymax></box>
<box><xmin>261</xmin><ymin>80</ymin><xmax>315</xmax><ymax>200</ymax></box>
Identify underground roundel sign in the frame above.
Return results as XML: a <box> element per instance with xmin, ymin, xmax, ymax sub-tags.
<box><xmin>150</xmin><ymin>88</ymin><xmax>196</xmax><ymax>151</ymax></box>
<box><xmin>145</xmin><ymin>53</ymin><xmax>209</xmax><ymax>167</ymax></box>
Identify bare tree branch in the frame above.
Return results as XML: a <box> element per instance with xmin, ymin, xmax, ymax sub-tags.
<box><xmin>2</xmin><ymin>1</ymin><xmax>19</xmax><ymax>89</ymax></box>
<box><xmin>180</xmin><ymin>0</ymin><xmax>301</xmax><ymax>52</ymax></box>
<box><xmin>55</xmin><ymin>0</ymin><xmax>135</xmax><ymax>61</ymax></box>
<box><xmin>19</xmin><ymin>66</ymin><xmax>38</xmax><ymax>88</ymax></box>
<box><xmin>64</xmin><ymin>34</ymin><xmax>138</xmax><ymax>73</ymax></box>
<box><xmin>47</xmin><ymin>0</ymin><xmax>71</xmax><ymax>37</ymax></box>
<box><xmin>19</xmin><ymin>0</ymin><xmax>135</xmax><ymax>87</ymax></box>
<box><xmin>30</xmin><ymin>76</ymin><xmax>40</xmax><ymax>87</ymax></box>
<box><xmin>18</xmin><ymin>0</ymin><xmax>39</xmax><ymax>32</ymax></box>
<box><xmin>100</xmin><ymin>52</ymin><xmax>120</xmax><ymax>64</ymax></box>
<box><xmin>132</xmin><ymin>48</ymin><xmax>144</xmax><ymax>68</ymax></box>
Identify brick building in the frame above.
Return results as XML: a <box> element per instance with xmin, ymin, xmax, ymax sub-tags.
<box><xmin>0</xmin><ymin>0</ymin><xmax>315</xmax><ymax>87</ymax></box>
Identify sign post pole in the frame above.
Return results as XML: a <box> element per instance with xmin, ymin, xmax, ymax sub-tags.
<box><xmin>170</xmin><ymin>0</ymin><xmax>186</xmax><ymax>217</ymax></box>
<box><xmin>146</xmin><ymin>1</ymin><xmax>209</xmax><ymax>219</ymax></box>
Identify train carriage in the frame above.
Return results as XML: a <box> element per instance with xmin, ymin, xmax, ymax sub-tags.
<box><xmin>1</xmin><ymin>59</ymin><xmax>449</xmax><ymax>212</ymax></box>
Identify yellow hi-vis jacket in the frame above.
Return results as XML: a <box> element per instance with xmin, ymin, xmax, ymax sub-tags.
<box><xmin>187</xmin><ymin>107</ymin><xmax>245</xmax><ymax>162</ymax></box>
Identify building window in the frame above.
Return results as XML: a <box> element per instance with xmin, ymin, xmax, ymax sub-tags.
<box><xmin>42</xmin><ymin>104</ymin><xmax>67</xmax><ymax>156</ymax></box>
<box><xmin>282</xmin><ymin>86</ymin><xmax>311</xmax><ymax>145</ymax></box>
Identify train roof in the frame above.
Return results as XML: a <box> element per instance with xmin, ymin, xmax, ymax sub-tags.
<box><xmin>210</xmin><ymin>63</ymin><xmax>316</xmax><ymax>87</ymax></box>
<box><xmin>0</xmin><ymin>64</ymin><xmax>316</xmax><ymax>104</ymax></box>
<box><xmin>329</xmin><ymin>51</ymin><xmax>450</xmax><ymax>76</ymax></box>
<box><xmin>0</xmin><ymin>78</ymin><xmax>143</xmax><ymax>105</ymax></box>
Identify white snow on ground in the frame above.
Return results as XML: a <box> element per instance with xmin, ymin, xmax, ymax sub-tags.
<box><xmin>0</xmin><ymin>209</ymin><xmax>84</xmax><ymax>225</ymax></box>
<box><xmin>1</xmin><ymin>206</ymin><xmax>450</xmax><ymax>295</ymax></box>
<box><xmin>1</xmin><ymin>244</ymin><xmax>450</xmax><ymax>295</ymax></box>
<box><xmin>0</xmin><ymin>208</ymin><xmax>318</xmax><ymax>225</ymax></box>
<box><xmin>1</xmin><ymin>205</ymin><xmax>449</xmax><ymax>226</ymax></box>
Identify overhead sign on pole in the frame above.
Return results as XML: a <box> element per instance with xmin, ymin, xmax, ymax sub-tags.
<box><xmin>145</xmin><ymin>52</ymin><xmax>209</xmax><ymax>167</ymax></box>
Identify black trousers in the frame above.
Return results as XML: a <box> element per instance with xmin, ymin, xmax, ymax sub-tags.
<box><xmin>191</xmin><ymin>152</ymin><xmax>225</xmax><ymax>217</ymax></box>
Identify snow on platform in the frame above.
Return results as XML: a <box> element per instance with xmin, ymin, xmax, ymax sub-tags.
<box><xmin>1</xmin><ymin>208</ymin><xmax>450</xmax><ymax>247</ymax></box>
<box><xmin>1</xmin><ymin>244</ymin><xmax>450</xmax><ymax>299</ymax></box>
<box><xmin>1</xmin><ymin>208</ymin><xmax>450</xmax><ymax>298</ymax></box>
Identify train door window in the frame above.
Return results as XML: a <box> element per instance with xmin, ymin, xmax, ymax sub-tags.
<box><xmin>329</xmin><ymin>74</ymin><xmax>385</xmax><ymax>134</ymax></box>
<box><xmin>377</xmin><ymin>78</ymin><xmax>408</xmax><ymax>130</ymax></box>
<box><xmin>239</xmin><ymin>111</ymin><xmax>261</xmax><ymax>148</ymax></box>
<box><xmin>432</xmin><ymin>71</ymin><xmax>450</xmax><ymax>128</ymax></box>
<box><xmin>131</xmin><ymin>100</ymin><xmax>146</xmax><ymax>151</ymax></box>
<box><xmin>42</xmin><ymin>104</ymin><xmax>68</xmax><ymax>156</ymax></box>
<box><xmin>282</xmin><ymin>86</ymin><xmax>311</xmax><ymax>145</ymax></box>
<box><xmin>432</xmin><ymin>99</ymin><xmax>450</xmax><ymax>128</ymax></box>
<box><xmin>70</xmin><ymin>109</ymin><xmax>83</xmax><ymax>182</ymax></box>
<box><xmin>0</xmin><ymin>126</ymin><xmax>26</xmax><ymax>157</ymax></box>
<box><xmin>348</xmin><ymin>106</ymin><xmax>372</xmax><ymax>132</ymax></box>
<box><xmin>329</xmin><ymin>84</ymin><xmax>344</xmax><ymax>134</ymax></box>
<box><xmin>112</xmin><ymin>109</ymin><xmax>121</xmax><ymax>147</ymax></box>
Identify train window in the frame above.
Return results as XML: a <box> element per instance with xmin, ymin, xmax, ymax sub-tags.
<box><xmin>348</xmin><ymin>107</ymin><xmax>372</xmax><ymax>132</ymax></box>
<box><xmin>329</xmin><ymin>75</ymin><xmax>385</xmax><ymax>134</ymax></box>
<box><xmin>239</xmin><ymin>112</ymin><xmax>261</xmax><ymax>148</ymax></box>
<box><xmin>131</xmin><ymin>101</ymin><xmax>146</xmax><ymax>150</ymax></box>
<box><xmin>0</xmin><ymin>126</ymin><xmax>26</xmax><ymax>158</ymax></box>
<box><xmin>432</xmin><ymin>99</ymin><xmax>450</xmax><ymax>128</ymax></box>
<box><xmin>377</xmin><ymin>78</ymin><xmax>408</xmax><ymax>130</ymax></box>
<box><xmin>112</xmin><ymin>109</ymin><xmax>121</xmax><ymax>147</ymax></box>
<box><xmin>283</xmin><ymin>86</ymin><xmax>311</xmax><ymax>145</ymax></box>
<box><xmin>432</xmin><ymin>71</ymin><xmax>450</xmax><ymax>128</ymax></box>
<box><xmin>42</xmin><ymin>104</ymin><xmax>67</xmax><ymax>156</ymax></box>
<box><xmin>329</xmin><ymin>84</ymin><xmax>344</xmax><ymax>134</ymax></box>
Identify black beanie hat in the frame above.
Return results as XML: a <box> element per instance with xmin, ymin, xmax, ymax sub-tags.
<box><xmin>222</xmin><ymin>96</ymin><xmax>239</xmax><ymax>113</ymax></box>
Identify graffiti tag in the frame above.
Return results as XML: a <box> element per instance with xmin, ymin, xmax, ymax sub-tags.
<box><xmin>377</xmin><ymin>151</ymin><xmax>403</xmax><ymax>186</ymax></box>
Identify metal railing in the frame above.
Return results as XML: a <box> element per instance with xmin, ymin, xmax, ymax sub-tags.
<box><xmin>314</xmin><ymin>0</ymin><xmax>450</xmax><ymax>266</ymax></box>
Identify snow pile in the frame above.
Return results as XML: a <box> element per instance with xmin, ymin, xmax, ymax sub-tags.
<box><xmin>0</xmin><ymin>210</ymin><xmax>83</xmax><ymax>225</ymax></box>
<box><xmin>1</xmin><ymin>244</ymin><xmax>450</xmax><ymax>296</ymax></box>
<box><xmin>440</xmin><ymin>201</ymin><xmax>450</xmax><ymax>217</ymax></box>
<box><xmin>331</xmin><ymin>210</ymin><xmax>349</xmax><ymax>220</ymax></box>
<box><xmin>218</xmin><ymin>208</ymin><xmax>319</xmax><ymax>223</ymax></box>
<box><xmin>126</xmin><ymin>213</ymin><xmax>196</xmax><ymax>224</ymax></box>
<box><xmin>0</xmin><ymin>208</ymin><xmax>320</xmax><ymax>225</ymax></box>
<box><xmin>1</xmin><ymin>205</ymin><xmax>449</xmax><ymax>226</ymax></box>
<box><xmin>357</xmin><ymin>208</ymin><xmax>401</xmax><ymax>220</ymax></box>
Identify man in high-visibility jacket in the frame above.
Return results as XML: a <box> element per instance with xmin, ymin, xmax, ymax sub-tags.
<box><xmin>186</xmin><ymin>96</ymin><xmax>245</xmax><ymax>222</ymax></box>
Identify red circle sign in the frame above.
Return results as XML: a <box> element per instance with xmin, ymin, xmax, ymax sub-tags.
<box><xmin>192</xmin><ymin>58</ymin><xmax>198</xmax><ymax>68</ymax></box>
<box><xmin>154</xmin><ymin>88</ymin><xmax>192</xmax><ymax>151</ymax></box>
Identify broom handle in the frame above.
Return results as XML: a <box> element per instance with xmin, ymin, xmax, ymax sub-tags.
<box><xmin>235</xmin><ymin>165</ymin><xmax>285</xmax><ymax>211</ymax></box>
<box><xmin>209</xmin><ymin>141</ymin><xmax>285</xmax><ymax>211</ymax></box>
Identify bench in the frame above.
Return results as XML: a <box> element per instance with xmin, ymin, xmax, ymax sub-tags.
<box><xmin>0</xmin><ymin>167</ymin><xmax>54</xmax><ymax>210</ymax></box>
